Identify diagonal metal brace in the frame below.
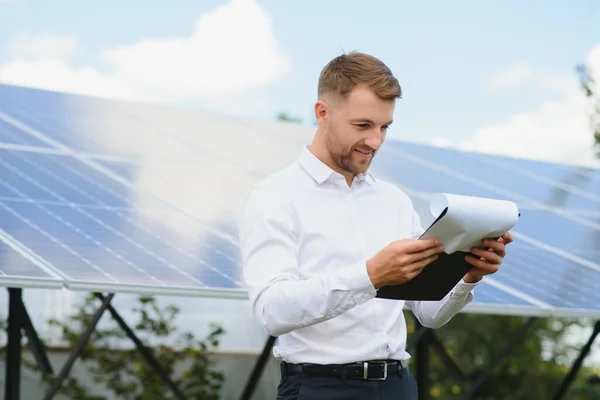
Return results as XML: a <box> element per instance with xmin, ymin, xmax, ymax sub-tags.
<box><xmin>552</xmin><ymin>320</ymin><xmax>600</xmax><ymax>400</ymax></box>
<box><xmin>19</xmin><ymin>296</ymin><xmax>54</xmax><ymax>377</ymax></box>
<box><xmin>94</xmin><ymin>293</ymin><xmax>187</xmax><ymax>400</ymax></box>
<box><xmin>240</xmin><ymin>335</ymin><xmax>277</xmax><ymax>400</ymax></box>
<box><xmin>428</xmin><ymin>330</ymin><xmax>467</xmax><ymax>383</ymax></box>
<box><xmin>43</xmin><ymin>292</ymin><xmax>114</xmax><ymax>400</ymax></box>
<box><xmin>462</xmin><ymin>317</ymin><xmax>536</xmax><ymax>399</ymax></box>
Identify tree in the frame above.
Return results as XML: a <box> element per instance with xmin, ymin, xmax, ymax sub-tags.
<box><xmin>406</xmin><ymin>313</ymin><xmax>600</xmax><ymax>399</ymax></box>
<box><xmin>26</xmin><ymin>294</ymin><xmax>225</xmax><ymax>400</ymax></box>
<box><xmin>576</xmin><ymin>64</ymin><xmax>600</xmax><ymax>157</ymax></box>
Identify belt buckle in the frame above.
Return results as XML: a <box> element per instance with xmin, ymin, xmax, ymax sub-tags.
<box><xmin>363</xmin><ymin>361</ymin><xmax>387</xmax><ymax>380</ymax></box>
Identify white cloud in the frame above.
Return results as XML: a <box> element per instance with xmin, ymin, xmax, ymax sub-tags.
<box><xmin>430</xmin><ymin>137</ymin><xmax>452</xmax><ymax>148</ymax></box>
<box><xmin>487</xmin><ymin>61</ymin><xmax>534</xmax><ymax>91</ymax></box>
<box><xmin>0</xmin><ymin>59</ymin><xmax>136</xmax><ymax>100</ymax></box>
<box><xmin>487</xmin><ymin>61</ymin><xmax>576</xmax><ymax>94</ymax></box>
<box><xmin>0</xmin><ymin>0</ymin><xmax>291</xmax><ymax>105</ymax></box>
<box><xmin>432</xmin><ymin>43</ymin><xmax>600</xmax><ymax>168</ymax></box>
<box><xmin>7</xmin><ymin>31</ymin><xmax>78</xmax><ymax>61</ymax></box>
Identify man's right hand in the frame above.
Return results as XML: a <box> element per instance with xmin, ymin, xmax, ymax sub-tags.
<box><xmin>366</xmin><ymin>238</ymin><xmax>444</xmax><ymax>289</ymax></box>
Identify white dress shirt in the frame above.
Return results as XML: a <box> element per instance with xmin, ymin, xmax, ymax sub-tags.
<box><xmin>239</xmin><ymin>146</ymin><xmax>478</xmax><ymax>365</ymax></box>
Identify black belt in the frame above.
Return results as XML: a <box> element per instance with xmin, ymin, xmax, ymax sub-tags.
<box><xmin>281</xmin><ymin>359</ymin><xmax>407</xmax><ymax>381</ymax></box>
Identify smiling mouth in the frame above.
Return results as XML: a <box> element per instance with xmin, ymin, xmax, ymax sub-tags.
<box><xmin>354</xmin><ymin>148</ymin><xmax>373</xmax><ymax>157</ymax></box>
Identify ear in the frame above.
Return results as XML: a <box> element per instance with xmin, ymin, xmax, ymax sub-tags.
<box><xmin>314</xmin><ymin>99</ymin><xmax>328</xmax><ymax>124</ymax></box>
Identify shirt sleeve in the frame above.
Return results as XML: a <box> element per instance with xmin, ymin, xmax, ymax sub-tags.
<box><xmin>239</xmin><ymin>184</ymin><xmax>377</xmax><ymax>337</ymax></box>
<box><xmin>404</xmin><ymin>205</ymin><xmax>479</xmax><ymax>328</ymax></box>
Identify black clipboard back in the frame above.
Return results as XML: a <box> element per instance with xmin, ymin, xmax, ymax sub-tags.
<box><xmin>375</xmin><ymin>208</ymin><xmax>520</xmax><ymax>301</ymax></box>
<box><xmin>375</xmin><ymin>250</ymin><xmax>473</xmax><ymax>301</ymax></box>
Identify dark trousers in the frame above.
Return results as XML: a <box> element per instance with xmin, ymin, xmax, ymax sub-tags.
<box><xmin>276</xmin><ymin>366</ymin><xmax>418</xmax><ymax>400</ymax></box>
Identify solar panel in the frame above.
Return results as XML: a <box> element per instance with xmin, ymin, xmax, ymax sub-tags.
<box><xmin>0</xmin><ymin>145</ymin><xmax>244</xmax><ymax>298</ymax></box>
<box><xmin>512</xmin><ymin>209</ymin><xmax>600</xmax><ymax>258</ymax></box>
<box><xmin>467</xmin><ymin>281</ymin><xmax>549</xmax><ymax>316</ymax></box>
<box><xmin>0</xmin><ymin>118</ymin><xmax>54</xmax><ymax>148</ymax></box>
<box><xmin>469</xmin><ymin>150</ymin><xmax>600</xmax><ymax>196</ymax></box>
<box><xmin>483</xmin><ymin>242</ymin><xmax>600</xmax><ymax>310</ymax></box>
<box><xmin>371</xmin><ymin>145</ymin><xmax>535</xmax><ymax>209</ymax></box>
<box><xmin>384</xmin><ymin>140</ymin><xmax>600</xmax><ymax>211</ymax></box>
<box><xmin>0</xmin><ymin>83</ymin><xmax>599</xmax><ymax>319</ymax></box>
<box><xmin>373</xmin><ymin>145</ymin><xmax>600</xmax><ymax>258</ymax></box>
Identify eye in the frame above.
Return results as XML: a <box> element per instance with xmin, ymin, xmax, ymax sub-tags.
<box><xmin>355</xmin><ymin>123</ymin><xmax>370</xmax><ymax>129</ymax></box>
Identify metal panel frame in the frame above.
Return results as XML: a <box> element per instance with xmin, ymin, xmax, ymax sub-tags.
<box><xmin>0</xmin><ymin>229</ymin><xmax>64</xmax><ymax>289</ymax></box>
<box><xmin>66</xmin><ymin>280</ymin><xmax>247</xmax><ymax>299</ymax></box>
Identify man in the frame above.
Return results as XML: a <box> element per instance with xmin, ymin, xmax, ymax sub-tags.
<box><xmin>239</xmin><ymin>51</ymin><xmax>512</xmax><ymax>399</ymax></box>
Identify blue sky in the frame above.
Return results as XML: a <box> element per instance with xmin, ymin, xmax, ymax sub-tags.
<box><xmin>1</xmin><ymin>0</ymin><xmax>600</xmax><ymax>165</ymax></box>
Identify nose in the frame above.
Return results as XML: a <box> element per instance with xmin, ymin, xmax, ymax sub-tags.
<box><xmin>364</xmin><ymin>130</ymin><xmax>384</xmax><ymax>150</ymax></box>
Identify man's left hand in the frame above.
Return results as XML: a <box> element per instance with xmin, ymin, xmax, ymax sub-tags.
<box><xmin>463</xmin><ymin>231</ymin><xmax>513</xmax><ymax>284</ymax></box>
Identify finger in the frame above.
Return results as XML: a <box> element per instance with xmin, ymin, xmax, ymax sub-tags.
<box><xmin>407</xmin><ymin>253</ymin><xmax>439</xmax><ymax>272</ymax></box>
<box><xmin>405</xmin><ymin>238</ymin><xmax>442</xmax><ymax>253</ymax></box>
<box><xmin>404</xmin><ymin>245</ymin><xmax>444</xmax><ymax>264</ymax></box>
<box><xmin>465</xmin><ymin>254</ymin><xmax>500</xmax><ymax>273</ymax></box>
<box><xmin>480</xmin><ymin>239</ymin><xmax>506</xmax><ymax>257</ymax></box>
<box><xmin>470</xmin><ymin>246</ymin><xmax>503</xmax><ymax>264</ymax></box>
<box><xmin>502</xmin><ymin>231</ymin><xmax>514</xmax><ymax>244</ymax></box>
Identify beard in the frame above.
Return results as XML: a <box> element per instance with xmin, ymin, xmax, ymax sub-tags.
<box><xmin>325</xmin><ymin>132</ymin><xmax>376</xmax><ymax>175</ymax></box>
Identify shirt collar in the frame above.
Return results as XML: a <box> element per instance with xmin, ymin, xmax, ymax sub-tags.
<box><xmin>297</xmin><ymin>145</ymin><xmax>376</xmax><ymax>186</ymax></box>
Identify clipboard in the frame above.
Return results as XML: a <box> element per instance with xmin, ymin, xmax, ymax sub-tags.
<box><xmin>375</xmin><ymin>193</ymin><xmax>520</xmax><ymax>301</ymax></box>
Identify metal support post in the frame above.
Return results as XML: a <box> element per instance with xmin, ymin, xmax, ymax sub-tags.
<box><xmin>415</xmin><ymin>321</ymin><xmax>430</xmax><ymax>400</ymax></box>
<box><xmin>5</xmin><ymin>288</ymin><xmax>24</xmax><ymax>400</ymax></box>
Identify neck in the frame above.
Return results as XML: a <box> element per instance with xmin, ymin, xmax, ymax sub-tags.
<box><xmin>309</xmin><ymin>130</ymin><xmax>355</xmax><ymax>186</ymax></box>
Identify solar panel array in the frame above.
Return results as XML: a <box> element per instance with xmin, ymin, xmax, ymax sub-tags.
<box><xmin>0</xmin><ymin>83</ymin><xmax>599</xmax><ymax>318</ymax></box>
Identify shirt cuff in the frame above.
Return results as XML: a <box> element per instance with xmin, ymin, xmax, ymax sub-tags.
<box><xmin>453</xmin><ymin>278</ymin><xmax>480</xmax><ymax>296</ymax></box>
<box><xmin>342</xmin><ymin>260</ymin><xmax>377</xmax><ymax>299</ymax></box>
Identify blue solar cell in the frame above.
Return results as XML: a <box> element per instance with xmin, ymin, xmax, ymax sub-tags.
<box><xmin>383</xmin><ymin>140</ymin><xmax>600</xmax><ymax>211</ymax></box>
<box><xmin>469</xmin><ymin>151</ymin><xmax>600</xmax><ymax>196</ymax></box>
<box><xmin>514</xmin><ymin>209</ymin><xmax>600</xmax><ymax>260</ymax></box>
<box><xmin>0</xmin><ymin>84</ymin><xmax>199</xmax><ymax>160</ymax></box>
<box><xmin>0</xmin><ymin>118</ymin><xmax>53</xmax><ymax>148</ymax></box>
<box><xmin>95</xmin><ymin>161</ymin><xmax>137</xmax><ymax>183</ymax></box>
<box><xmin>0</xmin><ymin>238</ymin><xmax>62</xmax><ymax>288</ymax></box>
<box><xmin>0</xmin><ymin>149</ymin><xmax>132</xmax><ymax>208</ymax></box>
<box><xmin>490</xmin><ymin>242</ymin><xmax>600</xmax><ymax>310</ymax></box>
<box><xmin>470</xmin><ymin>282</ymin><xmax>537</xmax><ymax>307</ymax></box>
<box><xmin>0</xmin><ymin>85</ymin><xmax>70</xmax><ymax>144</ymax></box>
<box><xmin>371</xmin><ymin>148</ymin><xmax>529</xmax><ymax>208</ymax></box>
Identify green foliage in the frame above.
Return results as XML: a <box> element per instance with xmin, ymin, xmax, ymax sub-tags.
<box><xmin>29</xmin><ymin>294</ymin><xmax>225</xmax><ymax>400</ymax></box>
<box><xmin>576</xmin><ymin>64</ymin><xmax>600</xmax><ymax>157</ymax></box>
<box><xmin>276</xmin><ymin>111</ymin><xmax>303</xmax><ymax>124</ymax></box>
<box><xmin>406</xmin><ymin>313</ymin><xmax>600</xmax><ymax>399</ymax></box>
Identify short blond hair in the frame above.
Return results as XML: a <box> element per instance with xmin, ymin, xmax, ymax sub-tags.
<box><xmin>317</xmin><ymin>51</ymin><xmax>402</xmax><ymax>101</ymax></box>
